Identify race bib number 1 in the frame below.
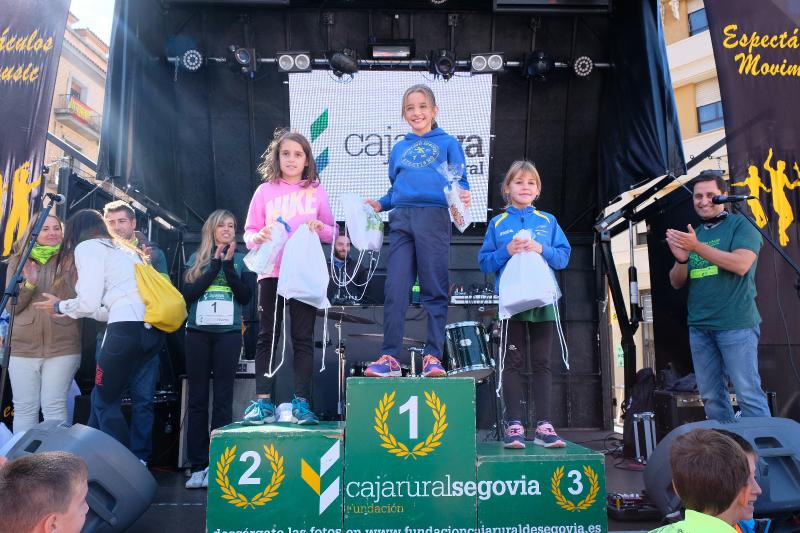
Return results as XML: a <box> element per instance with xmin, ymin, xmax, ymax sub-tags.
<box><xmin>196</xmin><ymin>285</ymin><xmax>234</xmax><ymax>325</ymax></box>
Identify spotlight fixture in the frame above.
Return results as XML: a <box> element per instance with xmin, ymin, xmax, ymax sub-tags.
<box><xmin>430</xmin><ymin>49</ymin><xmax>456</xmax><ymax>80</ymax></box>
<box><xmin>329</xmin><ymin>48</ymin><xmax>358</xmax><ymax>77</ymax></box>
<box><xmin>277</xmin><ymin>51</ymin><xmax>312</xmax><ymax>73</ymax></box>
<box><xmin>181</xmin><ymin>49</ymin><xmax>203</xmax><ymax>71</ymax></box>
<box><xmin>572</xmin><ymin>55</ymin><xmax>593</xmax><ymax>77</ymax></box>
<box><xmin>229</xmin><ymin>45</ymin><xmax>257</xmax><ymax>76</ymax></box>
<box><xmin>470</xmin><ymin>52</ymin><xmax>504</xmax><ymax>74</ymax></box>
<box><xmin>523</xmin><ymin>50</ymin><xmax>554</xmax><ymax>80</ymax></box>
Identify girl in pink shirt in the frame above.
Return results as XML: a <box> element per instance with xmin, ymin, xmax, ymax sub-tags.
<box><xmin>241</xmin><ymin>130</ymin><xmax>335</xmax><ymax>425</ymax></box>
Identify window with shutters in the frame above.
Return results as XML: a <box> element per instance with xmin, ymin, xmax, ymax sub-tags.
<box><xmin>688</xmin><ymin>8</ymin><xmax>708</xmax><ymax>36</ymax></box>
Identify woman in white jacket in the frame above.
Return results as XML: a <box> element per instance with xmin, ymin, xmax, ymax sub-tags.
<box><xmin>35</xmin><ymin>209</ymin><xmax>165</xmax><ymax>447</ymax></box>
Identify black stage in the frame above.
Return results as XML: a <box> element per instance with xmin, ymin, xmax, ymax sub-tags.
<box><xmin>126</xmin><ymin>429</ymin><xmax>660</xmax><ymax>533</ymax></box>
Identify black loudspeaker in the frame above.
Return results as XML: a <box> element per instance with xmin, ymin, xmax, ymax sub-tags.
<box><xmin>3</xmin><ymin>420</ymin><xmax>157</xmax><ymax>533</ymax></box>
<box><xmin>644</xmin><ymin>417</ymin><xmax>800</xmax><ymax>517</ymax></box>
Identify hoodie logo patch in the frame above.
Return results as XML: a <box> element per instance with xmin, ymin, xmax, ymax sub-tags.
<box><xmin>402</xmin><ymin>140</ymin><xmax>439</xmax><ymax>168</ymax></box>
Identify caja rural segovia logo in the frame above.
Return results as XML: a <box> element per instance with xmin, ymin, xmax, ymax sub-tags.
<box><xmin>374</xmin><ymin>391</ymin><xmax>447</xmax><ymax>459</ymax></box>
<box><xmin>301</xmin><ymin>441</ymin><xmax>342</xmax><ymax>514</ymax></box>
<box><xmin>310</xmin><ymin>108</ymin><xmax>329</xmax><ymax>174</ymax></box>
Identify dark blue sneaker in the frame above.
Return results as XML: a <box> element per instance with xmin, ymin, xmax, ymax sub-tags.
<box><xmin>364</xmin><ymin>355</ymin><xmax>402</xmax><ymax>377</ymax></box>
<box><xmin>291</xmin><ymin>397</ymin><xmax>319</xmax><ymax>425</ymax></box>
<box><xmin>534</xmin><ymin>420</ymin><xmax>566</xmax><ymax>448</ymax></box>
<box><xmin>422</xmin><ymin>355</ymin><xmax>447</xmax><ymax>377</ymax></box>
<box><xmin>242</xmin><ymin>398</ymin><xmax>275</xmax><ymax>425</ymax></box>
<box><xmin>503</xmin><ymin>421</ymin><xmax>526</xmax><ymax>449</ymax></box>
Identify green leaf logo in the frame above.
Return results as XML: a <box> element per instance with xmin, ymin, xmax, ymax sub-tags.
<box><xmin>310</xmin><ymin>109</ymin><xmax>329</xmax><ymax>142</ymax></box>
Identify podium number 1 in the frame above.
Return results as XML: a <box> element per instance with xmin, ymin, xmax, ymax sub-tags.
<box><xmin>399</xmin><ymin>395</ymin><xmax>419</xmax><ymax>439</ymax></box>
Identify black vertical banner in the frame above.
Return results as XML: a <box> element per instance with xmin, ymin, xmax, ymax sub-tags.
<box><xmin>0</xmin><ymin>0</ymin><xmax>70</xmax><ymax>256</ymax></box>
<box><xmin>705</xmin><ymin>1</ymin><xmax>800</xmax><ymax>416</ymax></box>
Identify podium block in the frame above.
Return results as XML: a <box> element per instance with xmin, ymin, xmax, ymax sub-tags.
<box><xmin>477</xmin><ymin>442</ymin><xmax>608</xmax><ymax>533</ymax></box>
<box><xmin>206</xmin><ymin>422</ymin><xmax>344</xmax><ymax>533</ymax></box>
<box><xmin>344</xmin><ymin>377</ymin><xmax>476</xmax><ymax>530</ymax></box>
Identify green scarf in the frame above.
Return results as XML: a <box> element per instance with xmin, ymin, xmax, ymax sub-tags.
<box><xmin>29</xmin><ymin>243</ymin><xmax>60</xmax><ymax>265</ymax></box>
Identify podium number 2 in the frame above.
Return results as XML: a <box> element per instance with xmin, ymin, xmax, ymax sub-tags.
<box><xmin>239</xmin><ymin>451</ymin><xmax>261</xmax><ymax>485</ymax></box>
<box><xmin>567</xmin><ymin>470</ymin><xmax>583</xmax><ymax>495</ymax></box>
<box><xmin>399</xmin><ymin>395</ymin><xmax>419</xmax><ymax>439</ymax></box>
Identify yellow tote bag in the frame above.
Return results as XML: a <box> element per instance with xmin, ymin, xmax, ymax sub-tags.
<box><xmin>134</xmin><ymin>263</ymin><xmax>187</xmax><ymax>332</ymax></box>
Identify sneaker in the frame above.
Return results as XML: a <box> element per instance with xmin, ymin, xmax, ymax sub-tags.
<box><xmin>364</xmin><ymin>355</ymin><xmax>402</xmax><ymax>377</ymax></box>
<box><xmin>291</xmin><ymin>397</ymin><xmax>319</xmax><ymax>425</ymax></box>
<box><xmin>503</xmin><ymin>421</ymin><xmax>526</xmax><ymax>449</ymax></box>
<box><xmin>242</xmin><ymin>398</ymin><xmax>276</xmax><ymax>425</ymax></box>
<box><xmin>534</xmin><ymin>421</ymin><xmax>566</xmax><ymax>448</ymax></box>
<box><xmin>201</xmin><ymin>466</ymin><xmax>209</xmax><ymax>488</ymax></box>
<box><xmin>185</xmin><ymin>469</ymin><xmax>206</xmax><ymax>489</ymax></box>
<box><xmin>422</xmin><ymin>355</ymin><xmax>447</xmax><ymax>377</ymax></box>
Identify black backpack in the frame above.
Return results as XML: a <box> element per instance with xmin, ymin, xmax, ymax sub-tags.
<box><xmin>622</xmin><ymin>367</ymin><xmax>656</xmax><ymax>458</ymax></box>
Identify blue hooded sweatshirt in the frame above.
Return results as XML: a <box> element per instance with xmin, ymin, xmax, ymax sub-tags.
<box><xmin>478</xmin><ymin>205</ymin><xmax>571</xmax><ymax>282</ymax></box>
<box><xmin>379</xmin><ymin>127</ymin><xmax>470</xmax><ymax>211</ymax></box>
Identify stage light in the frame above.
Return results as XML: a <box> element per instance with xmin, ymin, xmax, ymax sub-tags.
<box><xmin>470</xmin><ymin>52</ymin><xmax>504</xmax><ymax>74</ymax></box>
<box><xmin>277</xmin><ymin>51</ymin><xmax>312</xmax><ymax>73</ymax></box>
<box><xmin>181</xmin><ymin>49</ymin><xmax>203</xmax><ymax>71</ymax></box>
<box><xmin>572</xmin><ymin>55</ymin><xmax>593</xmax><ymax>77</ymax></box>
<box><xmin>329</xmin><ymin>48</ymin><xmax>358</xmax><ymax>77</ymax></box>
<box><xmin>430</xmin><ymin>49</ymin><xmax>456</xmax><ymax>80</ymax></box>
<box><xmin>523</xmin><ymin>50</ymin><xmax>554</xmax><ymax>79</ymax></box>
<box><xmin>229</xmin><ymin>45</ymin><xmax>257</xmax><ymax>76</ymax></box>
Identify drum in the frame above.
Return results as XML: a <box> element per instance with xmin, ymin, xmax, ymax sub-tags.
<box><xmin>444</xmin><ymin>321</ymin><xmax>494</xmax><ymax>380</ymax></box>
<box><xmin>350</xmin><ymin>361</ymin><xmax>411</xmax><ymax>377</ymax></box>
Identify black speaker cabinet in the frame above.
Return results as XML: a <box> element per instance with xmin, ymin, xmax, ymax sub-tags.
<box><xmin>644</xmin><ymin>417</ymin><xmax>800</xmax><ymax>518</ymax></box>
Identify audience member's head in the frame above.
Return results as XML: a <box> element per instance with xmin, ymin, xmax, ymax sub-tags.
<box><xmin>333</xmin><ymin>233</ymin><xmax>352</xmax><ymax>260</ymax></box>
<box><xmin>0</xmin><ymin>452</ymin><xmax>89</xmax><ymax>533</ymax></box>
<box><xmin>713</xmin><ymin>429</ymin><xmax>762</xmax><ymax>521</ymax></box>
<box><xmin>103</xmin><ymin>200</ymin><xmax>137</xmax><ymax>241</ymax></box>
<box><xmin>670</xmin><ymin>429</ymin><xmax>752</xmax><ymax>521</ymax></box>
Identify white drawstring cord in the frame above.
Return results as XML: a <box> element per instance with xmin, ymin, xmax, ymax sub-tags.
<box><xmin>495</xmin><ymin>319</ymin><xmax>509</xmax><ymax>397</ymax></box>
<box><xmin>320</xmin><ymin>308</ymin><xmax>329</xmax><ymax>372</ymax></box>
<box><xmin>553</xmin><ymin>300</ymin><xmax>569</xmax><ymax>371</ymax></box>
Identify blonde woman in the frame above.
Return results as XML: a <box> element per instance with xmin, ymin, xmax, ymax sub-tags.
<box><xmin>182</xmin><ymin>209</ymin><xmax>251</xmax><ymax>488</ymax></box>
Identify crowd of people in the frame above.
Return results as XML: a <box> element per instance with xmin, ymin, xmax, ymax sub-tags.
<box><xmin>0</xmin><ymin>84</ymin><xmax>772</xmax><ymax>502</ymax></box>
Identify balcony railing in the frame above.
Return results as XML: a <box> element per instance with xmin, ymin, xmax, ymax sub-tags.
<box><xmin>54</xmin><ymin>94</ymin><xmax>102</xmax><ymax>135</ymax></box>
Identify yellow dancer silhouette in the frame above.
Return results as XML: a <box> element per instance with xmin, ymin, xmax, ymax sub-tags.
<box><xmin>3</xmin><ymin>162</ymin><xmax>41</xmax><ymax>255</ymax></box>
<box><xmin>763</xmin><ymin>149</ymin><xmax>800</xmax><ymax>247</ymax></box>
<box><xmin>731</xmin><ymin>165</ymin><xmax>771</xmax><ymax>228</ymax></box>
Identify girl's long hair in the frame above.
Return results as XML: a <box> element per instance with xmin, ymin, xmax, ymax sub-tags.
<box><xmin>185</xmin><ymin>209</ymin><xmax>236</xmax><ymax>283</ymax></box>
<box><xmin>401</xmin><ymin>84</ymin><xmax>439</xmax><ymax>130</ymax></box>
<box><xmin>7</xmin><ymin>212</ymin><xmax>63</xmax><ymax>263</ymax></box>
<box><xmin>256</xmin><ymin>129</ymin><xmax>319</xmax><ymax>187</ymax></box>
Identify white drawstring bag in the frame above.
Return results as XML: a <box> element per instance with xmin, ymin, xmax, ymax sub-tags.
<box><xmin>243</xmin><ymin>217</ymin><xmax>290</xmax><ymax>275</ymax></box>
<box><xmin>498</xmin><ymin>229</ymin><xmax>560</xmax><ymax>320</ymax></box>
<box><xmin>439</xmin><ymin>162</ymin><xmax>472</xmax><ymax>233</ymax></box>
<box><xmin>340</xmin><ymin>193</ymin><xmax>383</xmax><ymax>251</ymax></box>
<box><xmin>277</xmin><ymin>224</ymin><xmax>331</xmax><ymax>310</ymax></box>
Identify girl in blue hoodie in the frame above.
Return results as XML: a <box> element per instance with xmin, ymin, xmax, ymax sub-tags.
<box><xmin>478</xmin><ymin>160</ymin><xmax>571</xmax><ymax>449</ymax></box>
<box><xmin>364</xmin><ymin>84</ymin><xmax>471</xmax><ymax>378</ymax></box>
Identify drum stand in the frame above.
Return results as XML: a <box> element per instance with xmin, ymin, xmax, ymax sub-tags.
<box><xmin>334</xmin><ymin>319</ymin><xmax>347</xmax><ymax>420</ymax></box>
<box><xmin>407</xmin><ymin>346</ymin><xmax>425</xmax><ymax>376</ymax></box>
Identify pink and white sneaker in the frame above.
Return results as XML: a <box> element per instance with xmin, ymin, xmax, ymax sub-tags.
<box><xmin>534</xmin><ymin>420</ymin><xmax>566</xmax><ymax>448</ymax></box>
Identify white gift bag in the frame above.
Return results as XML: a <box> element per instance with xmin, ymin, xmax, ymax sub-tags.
<box><xmin>243</xmin><ymin>217</ymin><xmax>290</xmax><ymax>275</ymax></box>
<box><xmin>439</xmin><ymin>163</ymin><xmax>472</xmax><ymax>233</ymax></box>
<box><xmin>340</xmin><ymin>193</ymin><xmax>383</xmax><ymax>251</ymax></box>
<box><xmin>498</xmin><ymin>229</ymin><xmax>560</xmax><ymax>319</ymax></box>
<box><xmin>277</xmin><ymin>224</ymin><xmax>331</xmax><ymax>310</ymax></box>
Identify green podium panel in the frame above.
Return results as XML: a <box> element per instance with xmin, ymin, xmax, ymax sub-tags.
<box><xmin>477</xmin><ymin>442</ymin><xmax>608</xmax><ymax>533</ymax></box>
<box><xmin>207</xmin><ymin>422</ymin><xmax>344</xmax><ymax>533</ymax></box>
<box><xmin>344</xmin><ymin>377</ymin><xmax>476</xmax><ymax>530</ymax></box>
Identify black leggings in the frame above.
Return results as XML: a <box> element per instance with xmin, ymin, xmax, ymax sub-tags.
<box><xmin>502</xmin><ymin>320</ymin><xmax>555</xmax><ymax>423</ymax></box>
<box><xmin>255</xmin><ymin>278</ymin><xmax>317</xmax><ymax>400</ymax></box>
<box><xmin>185</xmin><ymin>329</ymin><xmax>240</xmax><ymax>471</ymax></box>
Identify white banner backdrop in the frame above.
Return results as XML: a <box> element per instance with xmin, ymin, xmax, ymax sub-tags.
<box><xmin>289</xmin><ymin>71</ymin><xmax>493</xmax><ymax>222</ymax></box>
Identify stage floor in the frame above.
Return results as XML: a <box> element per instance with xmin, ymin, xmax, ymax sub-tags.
<box><xmin>125</xmin><ymin>429</ymin><xmax>662</xmax><ymax>533</ymax></box>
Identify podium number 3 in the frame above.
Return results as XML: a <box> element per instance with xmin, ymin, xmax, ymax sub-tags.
<box><xmin>567</xmin><ymin>470</ymin><xmax>583</xmax><ymax>495</ymax></box>
<box><xmin>399</xmin><ymin>395</ymin><xmax>419</xmax><ymax>439</ymax></box>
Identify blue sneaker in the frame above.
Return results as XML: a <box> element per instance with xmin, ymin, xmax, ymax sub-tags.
<box><xmin>422</xmin><ymin>355</ymin><xmax>447</xmax><ymax>377</ymax></box>
<box><xmin>503</xmin><ymin>421</ymin><xmax>526</xmax><ymax>449</ymax></box>
<box><xmin>242</xmin><ymin>399</ymin><xmax>275</xmax><ymax>425</ymax></box>
<box><xmin>291</xmin><ymin>397</ymin><xmax>319</xmax><ymax>425</ymax></box>
<box><xmin>364</xmin><ymin>355</ymin><xmax>402</xmax><ymax>377</ymax></box>
<box><xmin>534</xmin><ymin>421</ymin><xmax>566</xmax><ymax>448</ymax></box>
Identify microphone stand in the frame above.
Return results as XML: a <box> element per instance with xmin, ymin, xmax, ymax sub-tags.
<box><xmin>730</xmin><ymin>201</ymin><xmax>800</xmax><ymax>299</ymax></box>
<box><xmin>0</xmin><ymin>197</ymin><xmax>61</xmax><ymax>410</ymax></box>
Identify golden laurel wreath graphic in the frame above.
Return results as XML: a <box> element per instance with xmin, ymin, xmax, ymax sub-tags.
<box><xmin>551</xmin><ymin>465</ymin><xmax>600</xmax><ymax>512</ymax></box>
<box><xmin>374</xmin><ymin>390</ymin><xmax>447</xmax><ymax>459</ymax></box>
<box><xmin>215</xmin><ymin>444</ymin><xmax>285</xmax><ymax>509</ymax></box>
